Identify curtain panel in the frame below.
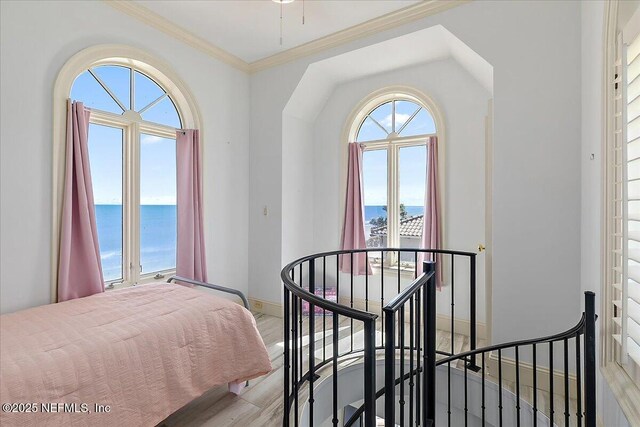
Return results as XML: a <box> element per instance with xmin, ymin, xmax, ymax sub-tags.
<box><xmin>176</xmin><ymin>129</ymin><xmax>208</xmax><ymax>283</ymax></box>
<box><xmin>57</xmin><ymin>100</ymin><xmax>104</xmax><ymax>302</ymax></box>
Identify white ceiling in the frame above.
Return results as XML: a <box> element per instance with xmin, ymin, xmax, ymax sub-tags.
<box><xmin>135</xmin><ymin>1</ymin><xmax>421</xmax><ymax>63</ymax></box>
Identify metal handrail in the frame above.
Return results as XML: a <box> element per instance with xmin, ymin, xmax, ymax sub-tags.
<box><xmin>383</xmin><ymin>270</ymin><xmax>430</xmax><ymax>311</ymax></box>
<box><xmin>166</xmin><ymin>275</ymin><xmax>250</xmax><ymax>310</ymax></box>
<box><xmin>436</xmin><ymin>314</ymin><xmax>586</xmax><ymax>367</ymax></box>
<box><xmin>281</xmin><ymin>262</ymin><xmax>378</xmax><ymax>322</ymax></box>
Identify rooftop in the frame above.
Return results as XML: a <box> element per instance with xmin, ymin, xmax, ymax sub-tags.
<box><xmin>370</xmin><ymin>214</ymin><xmax>423</xmax><ymax>238</ymax></box>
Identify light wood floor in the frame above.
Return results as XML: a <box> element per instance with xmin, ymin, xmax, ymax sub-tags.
<box><xmin>160</xmin><ymin>313</ymin><xmax>579</xmax><ymax>427</ymax></box>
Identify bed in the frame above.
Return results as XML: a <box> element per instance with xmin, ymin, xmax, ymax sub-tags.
<box><xmin>0</xmin><ymin>279</ymin><xmax>272</xmax><ymax>427</ymax></box>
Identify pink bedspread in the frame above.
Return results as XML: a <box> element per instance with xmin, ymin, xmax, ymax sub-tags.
<box><xmin>0</xmin><ymin>283</ymin><xmax>272</xmax><ymax>426</ymax></box>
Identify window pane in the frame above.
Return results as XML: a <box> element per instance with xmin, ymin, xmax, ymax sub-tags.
<box><xmin>395</xmin><ymin>100</ymin><xmax>421</xmax><ymax>132</ymax></box>
<box><xmin>363</xmin><ymin>149</ymin><xmax>388</xmax><ymax>253</ymax></box>
<box><xmin>140</xmin><ymin>134</ymin><xmax>177</xmax><ymax>274</ymax></box>
<box><xmin>369</xmin><ymin>102</ymin><xmax>393</xmax><ymax>133</ymax></box>
<box><xmin>71</xmin><ymin>71</ymin><xmax>123</xmax><ymax>114</ymax></box>
<box><xmin>356</xmin><ymin>116</ymin><xmax>388</xmax><ymax>142</ymax></box>
<box><xmin>399</xmin><ymin>108</ymin><xmax>436</xmax><ymax>137</ymax></box>
<box><xmin>135</xmin><ymin>71</ymin><xmax>165</xmax><ymax>112</ymax></box>
<box><xmin>91</xmin><ymin>65</ymin><xmax>130</xmax><ymax>110</ymax></box>
<box><xmin>87</xmin><ymin>124</ymin><xmax>123</xmax><ymax>282</ymax></box>
<box><xmin>141</xmin><ymin>96</ymin><xmax>182</xmax><ymax>129</ymax></box>
<box><xmin>399</xmin><ymin>145</ymin><xmax>426</xmax><ymax>262</ymax></box>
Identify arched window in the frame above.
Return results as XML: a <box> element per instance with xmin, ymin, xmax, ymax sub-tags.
<box><xmin>349</xmin><ymin>91</ymin><xmax>441</xmax><ymax>264</ymax></box>
<box><xmin>58</xmin><ymin>51</ymin><xmax>197</xmax><ymax>289</ymax></box>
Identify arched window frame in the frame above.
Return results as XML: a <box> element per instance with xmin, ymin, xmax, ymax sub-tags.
<box><xmin>51</xmin><ymin>45</ymin><xmax>202</xmax><ymax>301</ymax></box>
<box><xmin>343</xmin><ymin>86</ymin><xmax>446</xmax><ymax>268</ymax></box>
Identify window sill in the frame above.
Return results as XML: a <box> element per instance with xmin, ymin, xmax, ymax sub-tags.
<box><xmin>105</xmin><ymin>270</ymin><xmax>176</xmax><ymax>291</ymax></box>
<box><xmin>601</xmin><ymin>362</ymin><xmax>640</xmax><ymax>425</ymax></box>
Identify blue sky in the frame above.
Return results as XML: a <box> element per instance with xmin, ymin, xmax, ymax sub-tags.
<box><xmin>363</xmin><ymin>145</ymin><xmax>426</xmax><ymax>207</ymax></box>
<box><xmin>76</xmin><ymin>67</ymin><xmax>431</xmax><ymax>208</ymax></box>
<box><xmin>73</xmin><ymin>66</ymin><xmax>180</xmax><ymax>205</ymax></box>
<box><xmin>359</xmin><ymin>100</ymin><xmax>432</xmax><ymax>207</ymax></box>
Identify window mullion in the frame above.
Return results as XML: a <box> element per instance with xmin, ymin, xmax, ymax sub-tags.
<box><xmin>388</xmin><ymin>144</ymin><xmax>399</xmax><ymax>264</ymax></box>
<box><xmin>132</xmin><ymin>123</ymin><xmax>141</xmax><ymax>284</ymax></box>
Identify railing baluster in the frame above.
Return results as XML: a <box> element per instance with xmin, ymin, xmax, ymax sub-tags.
<box><xmin>550</xmin><ymin>341</ymin><xmax>554</xmax><ymax>425</ymax></box>
<box><xmin>308</xmin><ymin>260</ymin><xmax>316</xmax><ymax>427</ymax></box>
<box><xmin>384</xmin><ymin>308</ymin><xmax>396</xmax><ymax>427</ymax></box>
<box><xmin>481</xmin><ymin>352</ymin><xmax>486</xmax><ymax>425</ymax></box>
<box><xmin>451</xmin><ymin>254</ymin><xmax>455</xmax><ymax>356</ymax></box>
<box><xmin>323</xmin><ymin>256</ymin><xmax>326</xmax><ymax>362</ymax></box>
<box><xmin>336</xmin><ymin>254</ymin><xmax>339</xmax><ymax>308</ymax></box>
<box><xmin>293</xmin><ymin>293</ymin><xmax>299</xmax><ymax>427</ymax></box>
<box><xmin>398</xmin><ymin>250</ymin><xmax>401</xmax><ymax>295</ymax></box>
<box><xmin>415</xmin><ymin>287</ymin><xmax>421</xmax><ymax>427</ymax></box>
<box><xmin>447</xmin><ymin>262</ymin><xmax>453</xmax><ymax>421</ymax></box>
<box><xmin>333</xmin><ymin>313</ymin><xmax>339</xmax><ymax>427</ymax></box>
<box><xmin>366</xmin><ymin>254</ymin><xmax>369</xmax><ymax>312</ymax></box>
<box><xmin>409</xmin><ymin>295</ymin><xmax>415</xmax><ymax>427</ymax></box>
<box><xmin>515</xmin><ymin>345</ymin><xmax>521</xmax><ymax>427</ymax></box>
<box><xmin>584</xmin><ymin>292</ymin><xmax>596</xmax><ymax>427</ymax></box>
<box><xmin>533</xmin><ymin>343</ymin><xmax>538</xmax><ymax>427</ymax></box>
<box><xmin>424</xmin><ymin>262</ymin><xmax>437</xmax><ymax>426</ymax></box>
<box><xmin>364</xmin><ymin>319</ymin><xmax>376</xmax><ymax>427</ymax></box>
<box><xmin>299</xmin><ymin>264</ymin><xmax>304</xmax><ymax>381</ymax></box>
<box><xmin>447</xmin><ymin>356</ymin><xmax>451</xmax><ymax>426</ymax></box>
<box><xmin>381</xmin><ymin>250</ymin><xmax>385</xmax><ymax>338</ymax></box>
<box><xmin>498</xmin><ymin>348</ymin><xmax>503</xmax><ymax>427</ymax></box>
<box><xmin>400</xmin><ymin>305</ymin><xmax>405</xmax><ymax>427</ymax></box>
<box><xmin>564</xmin><ymin>338</ymin><xmax>570</xmax><ymax>426</ymax></box>
<box><xmin>576</xmin><ymin>333</ymin><xmax>583</xmax><ymax>427</ymax></box>
<box><xmin>350</xmin><ymin>252</ymin><xmax>354</xmax><ymax>353</ymax></box>
<box><xmin>469</xmin><ymin>254</ymin><xmax>477</xmax><ymax>369</ymax></box>
<box><xmin>284</xmin><ymin>288</ymin><xmax>290</xmax><ymax>427</ymax></box>
<box><xmin>464</xmin><ymin>359</ymin><xmax>469</xmax><ymax>427</ymax></box>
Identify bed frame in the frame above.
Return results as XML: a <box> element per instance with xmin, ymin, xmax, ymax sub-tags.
<box><xmin>166</xmin><ymin>275</ymin><xmax>250</xmax><ymax>310</ymax></box>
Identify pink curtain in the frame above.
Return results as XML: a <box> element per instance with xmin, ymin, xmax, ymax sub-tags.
<box><xmin>57</xmin><ymin>100</ymin><xmax>104</xmax><ymax>302</ymax></box>
<box><xmin>176</xmin><ymin>129</ymin><xmax>208</xmax><ymax>282</ymax></box>
<box><xmin>339</xmin><ymin>143</ymin><xmax>372</xmax><ymax>275</ymax></box>
<box><xmin>418</xmin><ymin>136</ymin><xmax>443</xmax><ymax>288</ymax></box>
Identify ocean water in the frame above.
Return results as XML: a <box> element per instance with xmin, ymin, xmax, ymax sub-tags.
<box><xmin>95</xmin><ymin>205</ymin><xmax>176</xmax><ymax>281</ymax></box>
<box><xmin>95</xmin><ymin>204</ymin><xmax>420</xmax><ymax>281</ymax></box>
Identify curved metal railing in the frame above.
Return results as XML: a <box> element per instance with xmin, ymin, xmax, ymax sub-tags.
<box><xmin>282</xmin><ymin>248</ymin><xmax>476</xmax><ymax>427</ymax></box>
<box><xmin>282</xmin><ymin>248</ymin><xmax>597</xmax><ymax>427</ymax></box>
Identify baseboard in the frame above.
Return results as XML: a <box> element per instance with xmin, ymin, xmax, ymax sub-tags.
<box><xmin>249</xmin><ymin>297</ymin><xmax>283</xmax><ymax>318</ymax></box>
<box><xmin>486</xmin><ymin>352</ymin><xmax>578</xmax><ymax>398</ymax></box>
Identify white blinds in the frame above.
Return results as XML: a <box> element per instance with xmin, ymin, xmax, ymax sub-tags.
<box><xmin>618</xmin><ymin>33</ymin><xmax>640</xmax><ymax>367</ymax></box>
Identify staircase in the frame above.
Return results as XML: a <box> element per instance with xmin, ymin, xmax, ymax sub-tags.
<box><xmin>282</xmin><ymin>248</ymin><xmax>596</xmax><ymax>427</ymax></box>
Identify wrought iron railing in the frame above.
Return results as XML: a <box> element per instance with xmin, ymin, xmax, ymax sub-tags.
<box><xmin>430</xmin><ymin>290</ymin><xmax>597</xmax><ymax>427</ymax></box>
<box><xmin>281</xmin><ymin>249</ymin><xmax>596</xmax><ymax>427</ymax></box>
<box><xmin>281</xmin><ymin>248</ymin><xmax>476</xmax><ymax>427</ymax></box>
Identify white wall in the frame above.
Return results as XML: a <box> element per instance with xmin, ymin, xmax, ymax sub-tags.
<box><xmin>250</xmin><ymin>0</ymin><xmax>583</xmax><ymax>348</ymax></box>
<box><xmin>311</xmin><ymin>58</ymin><xmax>490</xmax><ymax>322</ymax></box>
<box><xmin>580</xmin><ymin>1</ymin><xmax>632</xmax><ymax>426</ymax></box>
<box><xmin>0</xmin><ymin>0</ymin><xmax>250</xmax><ymax>314</ymax></box>
<box><xmin>282</xmin><ymin>114</ymin><xmax>315</xmax><ymax>269</ymax></box>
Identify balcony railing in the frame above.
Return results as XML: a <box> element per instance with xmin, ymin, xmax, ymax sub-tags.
<box><xmin>281</xmin><ymin>248</ymin><xmax>596</xmax><ymax>427</ymax></box>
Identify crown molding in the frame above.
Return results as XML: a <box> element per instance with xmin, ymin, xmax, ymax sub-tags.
<box><xmin>104</xmin><ymin>0</ymin><xmax>470</xmax><ymax>74</ymax></box>
<box><xmin>249</xmin><ymin>0</ymin><xmax>471</xmax><ymax>73</ymax></box>
<box><xmin>104</xmin><ymin>0</ymin><xmax>251</xmax><ymax>72</ymax></box>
